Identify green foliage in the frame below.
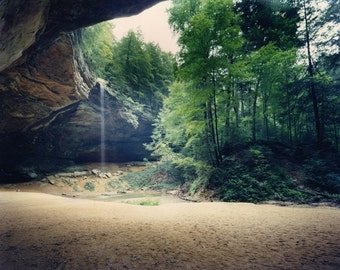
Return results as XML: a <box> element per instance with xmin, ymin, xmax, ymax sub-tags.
<box><xmin>189</xmin><ymin>176</ymin><xmax>209</xmax><ymax>196</ymax></box>
<box><xmin>160</xmin><ymin>0</ymin><xmax>339</xmax><ymax>153</ymax></box>
<box><xmin>235</xmin><ymin>0</ymin><xmax>300</xmax><ymax>51</ymax></box>
<box><xmin>64</xmin><ymin>178</ymin><xmax>72</xmax><ymax>186</ymax></box>
<box><xmin>168</xmin><ymin>0</ymin><xmax>245</xmax><ymax>165</ymax></box>
<box><xmin>119</xmin><ymin>162</ymin><xmax>181</xmax><ymax>190</ymax></box>
<box><xmin>123</xmin><ymin>196</ymin><xmax>160</xmax><ymax>206</ymax></box>
<box><xmin>304</xmin><ymin>158</ymin><xmax>340</xmax><ymax>194</ymax></box>
<box><xmin>208</xmin><ymin>145</ymin><xmax>309</xmax><ymax>202</ymax></box>
<box><xmin>143</xmin><ymin>0</ymin><xmax>340</xmax><ymax>203</ymax></box>
<box><xmin>105</xmin><ymin>31</ymin><xmax>175</xmax><ymax>110</ymax></box>
<box><xmin>81</xmin><ymin>22</ymin><xmax>114</xmax><ymax>77</ymax></box>
<box><xmin>84</xmin><ymin>181</ymin><xmax>95</xmax><ymax>192</ymax></box>
<box><xmin>72</xmin><ymin>182</ymin><xmax>81</xmax><ymax>192</ymax></box>
<box><xmin>82</xmin><ymin>24</ymin><xmax>174</xmax><ymax>111</ymax></box>
<box><xmin>105</xmin><ymin>179</ymin><xmax>126</xmax><ymax>192</ymax></box>
<box><xmin>172</xmin><ymin>157</ymin><xmax>199</xmax><ymax>183</ymax></box>
<box><xmin>78</xmin><ymin>0</ymin><xmax>339</xmax><ymax>202</ymax></box>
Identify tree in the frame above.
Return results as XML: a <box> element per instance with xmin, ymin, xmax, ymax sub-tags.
<box><xmin>248</xmin><ymin>44</ymin><xmax>299</xmax><ymax>142</ymax></box>
<box><xmin>81</xmin><ymin>22</ymin><xmax>115</xmax><ymax>78</ymax></box>
<box><xmin>235</xmin><ymin>0</ymin><xmax>300</xmax><ymax>51</ymax></box>
<box><xmin>114</xmin><ymin>31</ymin><xmax>153</xmax><ymax>102</ymax></box>
<box><xmin>144</xmin><ymin>43</ymin><xmax>175</xmax><ymax>110</ymax></box>
<box><xmin>299</xmin><ymin>0</ymin><xmax>323</xmax><ymax>143</ymax></box>
<box><xmin>105</xmin><ymin>30</ymin><xmax>175</xmax><ymax>109</ymax></box>
<box><xmin>168</xmin><ymin>0</ymin><xmax>244</xmax><ymax>165</ymax></box>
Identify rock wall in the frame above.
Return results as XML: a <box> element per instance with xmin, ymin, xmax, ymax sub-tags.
<box><xmin>0</xmin><ymin>31</ymin><xmax>94</xmax><ymax>133</ymax></box>
<box><xmin>0</xmin><ymin>0</ymin><xmax>162</xmax><ymax>182</ymax></box>
<box><xmin>1</xmin><ymin>83</ymin><xmax>153</xmax><ymax>182</ymax></box>
<box><xmin>0</xmin><ymin>0</ymin><xmax>163</xmax><ymax>72</ymax></box>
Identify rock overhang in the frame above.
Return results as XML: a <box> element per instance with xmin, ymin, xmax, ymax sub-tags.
<box><xmin>0</xmin><ymin>0</ymin><xmax>164</xmax><ymax>73</ymax></box>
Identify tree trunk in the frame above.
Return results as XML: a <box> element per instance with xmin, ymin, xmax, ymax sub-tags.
<box><xmin>252</xmin><ymin>80</ymin><xmax>259</xmax><ymax>142</ymax></box>
<box><xmin>206</xmin><ymin>99</ymin><xmax>220</xmax><ymax>166</ymax></box>
<box><xmin>303</xmin><ymin>0</ymin><xmax>323</xmax><ymax>144</ymax></box>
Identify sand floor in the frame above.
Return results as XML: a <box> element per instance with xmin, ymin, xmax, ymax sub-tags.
<box><xmin>1</xmin><ymin>191</ymin><xmax>340</xmax><ymax>270</ymax></box>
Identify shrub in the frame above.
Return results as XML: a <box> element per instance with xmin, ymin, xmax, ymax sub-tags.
<box><xmin>106</xmin><ymin>179</ymin><xmax>125</xmax><ymax>192</ymax></box>
<box><xmin>72</xmin><ymin>182</ymin><xmax>81</xmax><ymax>192</ymax></box>
<box><xmin>64</xmin><ymin>178</ymin><xmax>72</xmax><ymax>186</ymax></box>
<box><xmin>304</xmin><ymin>158</ymin><xmax>340</xmax><ymax>194</ymax></box>
<box><xmin>84</xmin><ymin>181</ymin><xmax>95</xmax><ymax>192</ymax></box>
<box><xmin>208</xmin><ymin>145</ymin><xmax>310</xmax><ymax>203</ymax></box>
<box><xmin>119</xmin><ymin>162</ymin><xmax>181</xmax><ymax>190</ymax></box>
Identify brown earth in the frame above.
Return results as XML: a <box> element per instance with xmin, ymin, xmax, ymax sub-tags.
<box><xmin>1</xmin><ymin>163</ymin><xmax>340</xmax><ymax>269</ymax></box>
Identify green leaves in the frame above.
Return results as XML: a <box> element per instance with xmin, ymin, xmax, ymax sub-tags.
<box><xmin>81</xmin><ymin>22</ymin><xmax>115</xmax><ymax>78</ymax></box>
<box><xmin>106</xmin><ymin>31</ymin><xmax>174</xmax><ymax>109</ymax></box>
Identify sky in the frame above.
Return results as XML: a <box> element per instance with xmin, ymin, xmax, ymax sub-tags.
<box><xmin>111</xmin><ymin>1</ymin><xmax>179</xmax><ymax>54</ymax></box>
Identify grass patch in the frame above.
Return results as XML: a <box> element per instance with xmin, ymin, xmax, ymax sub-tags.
<box><xmin>122</xmin><ymin>196</ymin><xmax>160</xmax><ymax>206</ymax></box>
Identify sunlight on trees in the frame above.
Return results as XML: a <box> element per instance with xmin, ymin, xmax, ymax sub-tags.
<box><xmin>144</xmin><ymin>0</ymin><xmax>339</xmax><ymax>199</ymax></box>
<box><xmin>80</xmin><ymin>0</ymin><xmax>339</xmax><ymax>201</ymax></box>
<box><xmin>81</xmin><ymin>25</ymin><xmax>175</xmax><ymax>111</ymax></box>
<box><xmin>147</xmin><ymin>0</ymin><xmax>339</xmax><ymax>163</ymax></box>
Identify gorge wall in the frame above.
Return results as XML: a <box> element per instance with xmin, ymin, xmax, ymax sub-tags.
<box><xmin>0</xmin><ymin>0</ymin><xmax>163</xmax><ymax>182</ymax></box>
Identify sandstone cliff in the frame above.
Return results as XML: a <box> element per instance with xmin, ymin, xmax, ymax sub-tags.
<box><xmin>1</xmin><ymin>0</ymin><xmax>162</xmax><ymax>72</ymax></box>
<box><xmin>0</xmin><ymin>0</ymin><xmax>162</xmax><ymax>182</ymax></box>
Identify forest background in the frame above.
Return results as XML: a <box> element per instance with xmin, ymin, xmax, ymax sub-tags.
<box><xmin>80</xmin><ymin>0</ymin><xmax>339</xmax><ymax>203</ymax></box>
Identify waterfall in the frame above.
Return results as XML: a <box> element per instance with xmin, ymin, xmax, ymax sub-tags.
<box><xmin>99</xmin><ymin>83</ymin><xmax>106</xmax><ymax>171</ymax></box>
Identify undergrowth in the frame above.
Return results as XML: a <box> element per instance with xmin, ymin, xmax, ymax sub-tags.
<box><xmin>119</xmin><ymin>162</ymin><xmax>181</xmax><ymax>190</ymax></box>
<box><xmin>207</xmin><ymin>145</ymin><xmax>311</xmax><ymax>203</ymax></box>
<box><xmin>119</xmin><ymin>144</ymin><xmax>339</xmax><ymax>203</ymax></box>
<box><xmin>84</xmin><ymin>181</ymin><xmax>95</xmax><ymax>192</ymax></box>
<box><xmin>105</xmin><ymin>179</ymin><xmax>126</xmax><ymax>192</ymax></box>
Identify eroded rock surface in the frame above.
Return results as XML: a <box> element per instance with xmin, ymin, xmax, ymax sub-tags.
<box><xmin>0</xmin><ymin>0</ymin><xmax>162</xmax><ymax>182</ymax></box>
<box><xmin>1</xmin><ymin>84</ymin><xmax>153</xmax><ymax>182</ymax></box>
<box><xmin>0</xmin><ymin>0</ymin><xmax>163</xmax><ymax>72</ymax></box>
<box><xmin>0</xmin><ymin>31</ymin><xmax>94</xmax><ymax>133</ymax></box>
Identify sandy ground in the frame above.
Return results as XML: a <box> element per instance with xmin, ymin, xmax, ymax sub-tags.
<box><xmin>1</xmin><ymin>191</ymin><xmax>340</xmax><ymax>270</ymax></box>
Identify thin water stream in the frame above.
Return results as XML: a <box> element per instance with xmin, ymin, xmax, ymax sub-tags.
<box><xmin>99</xmin><ymin>83</ymin><xmax>106</xmax><ymax>171</ymax></box>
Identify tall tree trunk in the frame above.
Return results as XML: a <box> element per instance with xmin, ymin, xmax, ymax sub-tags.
<box><xmin>286</xmin><ymin>86</ymin><xmax>292</xmax><ymax>144</ymax></box>
<box><xmin>206</xmin><ymin>99</ymin><xmax>220</xmax><ymax>166</ymax></box>
<box><xmin>252</xmin><ymin>80</ymin><xmax>259</xmax><ymax>142</ymax></box>
<box><xmin>224</xmin><ymin>87</ymin><xmax>231</xmax><ymax>141</ymax></box>
<box><xmin>303</xmin><ymin>0</ymin><xmax>323</xmax><ymax>144</ymax></box>
<box><xmin>262</xmin><ymin>91</ymin><xmax>269</xmax><ymax>141</ymax></box>
<box><xmin>333</xmin><ymin>121</ymin><xmax>339</xmax><ymax>151</ymax></box>
<box><xmin>212</xmin><ymin>74</ymin><xmax>221</xmax><ymax>160</ymax></box>
<box><xmin>233</xmin><ymin>87</ymin><xmax>240</xmax><ymax>130</ymax></box>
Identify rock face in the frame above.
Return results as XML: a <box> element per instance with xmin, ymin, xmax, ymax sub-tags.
<box><xmin>1</xmin><ymin>83</ymin><xmax>153</xmax><ymax>182</ymax></box>
<box><xmin>0</xmin><ymin>0</ymin><xmax>163</xmax><ymax>72</ymax></box>
<box><xmin>29</xmin><ymin>83</ymin><xmax>153</xmax><ymax>163</ymax></box>
<box><xmin>0</xmin><ymin>31</ymin><xmax>94</xmax><ymax>133</ymax></box>
<box><xmin>0</xmin><ymin>0</ymin><xmax>163</xmax><ymax>182</ymax></box>
<box><xmin>0</xmin><ymin>0</ymin><xmax>49</xmax><ymax>72</ymax></box>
